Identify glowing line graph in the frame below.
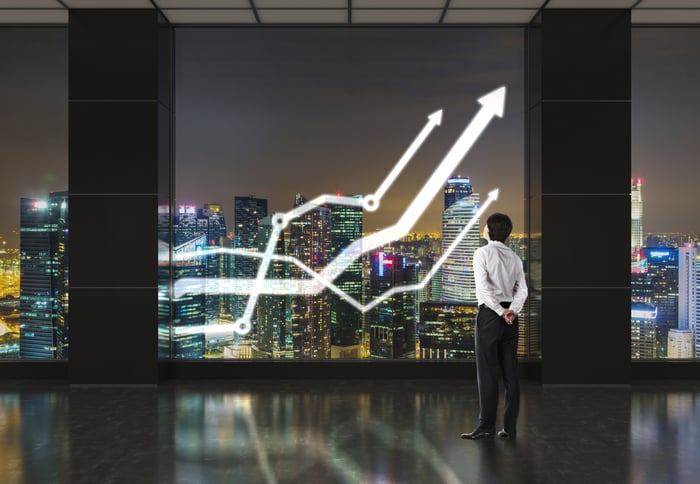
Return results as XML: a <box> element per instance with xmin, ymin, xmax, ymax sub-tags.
<box><xmin>173</xmin><ymin>86</ymin><xmax>507</xmax><ymax>336</ymax></box>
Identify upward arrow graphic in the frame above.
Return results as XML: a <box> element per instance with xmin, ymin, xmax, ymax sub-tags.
<box><xmin>319</xmin><ymin>86</ymin><xmax>506</xmax><ymax>283</ymax></box>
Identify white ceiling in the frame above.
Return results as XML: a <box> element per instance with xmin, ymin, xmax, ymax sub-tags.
<box><xmin>1</xmin><ymin>0</ymin><xmax>700</xmax><ymax>25</ymax></box>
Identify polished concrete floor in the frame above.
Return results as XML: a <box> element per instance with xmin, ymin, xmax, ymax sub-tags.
<box><xmin>1</xmin><ymin>379</ymin><xmax>699</xmax><ymax>484</ymax></box>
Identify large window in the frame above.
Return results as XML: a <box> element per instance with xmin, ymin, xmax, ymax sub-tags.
<box><xmin>169</xmin><ymin>27</ymin><xmax>527</xmax><ymax>360</ymax></box>
<box><xmin>631</xmin><ymin>28</ymin><xmax>700</xmax><ymax>360</ymax></box>
<box><xmin>0</xmin><ymin>28</ymin><xmax>68</xmax><ymax>360</ymax></box>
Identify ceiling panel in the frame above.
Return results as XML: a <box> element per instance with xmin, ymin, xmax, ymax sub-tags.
<box><xmin>255</xmin><ymin>0</ymin><xmax>346</xmax><ymax>8</ymax></box>
<box><xmin>258</xmin><ymin>8</ymin><xmax>347</xmax><ymax>23</ymax></box>
<box><xmin>637</xmin><ymin>0</ymin><xmax>700</xmax><ymax>6</ymax></box>
<box><xmin>154</xmin><ymin>0</ymin><xmax>250</xmax><ymax>7</ymax></box>
<box><xmin>546</xmin><ymin>0</ymin><xmax>638</xmax><ymax>7</ymax></box>
<box><xmin>161</xmin><ymin>8</ymin><xmax>256</xmax><ymax>23</ymax></box>
<box><xmin>633</xmin><ymin>8</ymin><xmax>700</xmax><ymax>22</ymax></box>
<box><xmin>352</xmin><ymin>8</ymin><xmax>442</xmax><ymax>23</ymax></box>
<box><xmin>0</xmin><ymin>9</ymin><xmax>68</xmax><ymax>23</ymax></box>
<box><xmin>0</xmin><ymin>0</ymin><xmax>63</xmax><ymax>7</ymax></box>
<box><xmin>353</xmin><ymin>0</ymin><xmax>445</xmax><ymax>7</ymax></box>
<box><xmin>444</xmin><ymin>8</ymin><xmax>537</xmax><ymax>23</ymax></box>
<box><xmin>451</xmin><ymin>0</ymin><xmax>544</xmax><ymax>7</ymax></box>
<box><xmin>62</xmin><ymin>0</ymin><xmax>153</xmax><ymax>7</ymax></box>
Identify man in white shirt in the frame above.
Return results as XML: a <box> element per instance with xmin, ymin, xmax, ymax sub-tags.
<box><xmin>461</xmin><ymin>212</ymin><xmax>527</xmax><ymax>440</ymax></box>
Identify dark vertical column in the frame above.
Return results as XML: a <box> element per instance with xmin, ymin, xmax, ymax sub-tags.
<box><xmin>527</xmin><ymin>10</ymin><xmax>631</xmax><ymax>384</ymax></box>
<box><xmin>68</xmin><ymin>10</ymin><xmax>171</xmax><ymax>384</ymax></box>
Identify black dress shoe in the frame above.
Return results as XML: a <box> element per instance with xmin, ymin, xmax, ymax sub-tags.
<box><xmin>497</xmin><ymin>429</ymin><xmax>516</xmax><ymax>439</ymax></box>
<box><xmin>461</xmin><ymin>429</ymin><xmax>495</xmax><ymax>440</ymax></box>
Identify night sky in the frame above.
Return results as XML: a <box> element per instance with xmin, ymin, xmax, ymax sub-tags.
<box><xmin>174</xmin><ymin>27</ymin><xmax>525</xmax><ymax>235</ymax></box>
<box><xmin>1</xmin><ymin>26</ymin><xmax>699</xmax><ymax>247</ymax></box>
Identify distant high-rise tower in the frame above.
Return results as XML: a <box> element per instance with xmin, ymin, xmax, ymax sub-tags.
<box><xmin>441</xmin><ymin>189</ymin><xmax>480</xmax><ymax>304</ymax></box>
<box><xmin>679</xmin><ymin>244</ymin><xmax>698</xmax><ymax>332</ymax></box>
<box><xmin>233</xmin><ymin>196</ymin><xmax>268</xmax><ymax>322</ymax></box>
<box><xmin>254</xmin><ymin>216</ymin><xmax>286</xmax><ymax>358</ymax></box>
<box><xmin>172</xmin><ymin>209</ymin><xmax>207</xmax><ymax>359</ymax></box>
<box><xmin>680</xmin><ymin>244</ymin><xmax>700</xmax><ymax>358</ymax></box>
<box><xmin>668</xmin><ymin>329</ymin><xmax>694</xmax><ymax>359</ymax></box>
<box><xmin>631</xmin><ymin>178</ymin><xmax>644</xmax><ymax>253</ymax></box>
<box><xmin>289</xmin><ymin>193</ymin><xmax>331</xmax><ymax>358</ymax></box>
<box><xmin>329</xmin><ymin>195</ymin><xmax>363</xmax><ymax>358</ymax></box>
<box><xmin>631</xmin><ymin>302</ymin><xmax>657</xmax><ymax>359</ymax></box>
<box><xmin>199</xmin><ymin>204</ymin><xmax>227</xmax><ymax>324</ymax></box>
<box><xmin>19</xmin><ymin>192</ymin><xmax>69</xmax><ymax>359</ymax></box>
<box><xmin>444</xmin><ymin>176</ymin><xmax>473</xmax><ymax>211</ymax></box>
<box><xmin>367</xmin><ymin>251</ymin><xmax>417</xmax><ymax>359</ymax></box>
<box><xmin>632</xmin><ymin>248</ymin><xmax>679</xmax><ymax>358</ymax></box>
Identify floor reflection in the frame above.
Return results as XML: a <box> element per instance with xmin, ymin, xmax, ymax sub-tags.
<box><xmin>0</xmin><ymin>380</ymin><xmax>699</xmax><ymax>483</ymax></box>
<box><xmin>630</xmin><ymin>387</ymin><xmax>700</xmax><ymax>484</ymax></box>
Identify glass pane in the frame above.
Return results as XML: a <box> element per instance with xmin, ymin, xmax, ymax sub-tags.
<box><xmin>0</xmin><ymin>28</ymin><xmax>68</xmax><ymax>360</ymax></box>
<box><xmin>631</xmin><ymin>28</ymin><xmax>700</xmax><ymax>360</ymax></box>
<box><xmin>173</xmin><ymin>27</ymin><xmax>528</xmax><ymax>360</ymax></box>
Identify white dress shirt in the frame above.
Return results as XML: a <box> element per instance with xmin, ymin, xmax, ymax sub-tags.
<box><xmin>472</xmin><ymin>240</ymin><xmax>528</xmax><ymax>317</ymax></box>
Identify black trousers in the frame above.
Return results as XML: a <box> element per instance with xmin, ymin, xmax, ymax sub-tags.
<box><xmin>475</xmin><ymin>303</ymin><xmax>520</xmax><ymax>433</ymax></box>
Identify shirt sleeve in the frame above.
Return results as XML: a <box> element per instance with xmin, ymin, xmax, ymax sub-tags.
<box><xmin>473</xmin><ymin>248</ymin><xmax>505</xmax><ymax>316</ymax></box>
<box><xmin>510</xmin><ymin>258</ymin><xmax>528</xmax><ymax>315</ymax></box>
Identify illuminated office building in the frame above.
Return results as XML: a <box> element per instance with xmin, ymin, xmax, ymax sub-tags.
<box><xmin>367</xmin><ymin>251</ymin><xmax>417</xmax><ymax>359</ymax></box>
<box><xmin>631</xmin><ymin>302</ymin><xmax>657</xmax><ymax>359</ymax></box>
<box><xmin>633</xmin><ymin>248</ymin><xmax>679</xmax><ymax>358</ymax></box>
<box><xmin>679</xmin><ymin>245</ymin><xmax>700</xmax><ymax>358</ymax></box>
<box><xmin>418</xmin><ymin>301</ymin><xmax>477</xmax><ymax>359</ymax></box>
<box><xmin>678</xmin><ymin>244</ymin><xmax>698</xmax><ymax>331</ymax></box>
<box><xmin>441</xmin><ymin>190</ymin><xmax>480</xmax><ymax>304</ymax></box>
<box><xmin>171</xmin><ymin>230</ymin><xmax>206</xmax><ymax>359</ymax></box>
<box><xmin>254</xmin><ymin>215</ymin><xmax>286</xmax><ymax>358</ymax></box>
<box><xmin>668</xmin><ymin>328</ymin><xmax>694</xmax><ymax>359</ymax></box>
<box><xmin>631</xmin><ymin>178</ymin><xmax>644</xmax><ymax>254</ymax></box>
<box><xmin>289</xmin><ymin>193</ymin><xmax>331</xmax><ymax>358</ymax></box>
<box><xmin>329</xmin><ymin>196</ymin><xmax>363</xmax><ymax>358</ymax></box>
<box><xmin>444</xmin><ymin>175</ymin><xmax>473</xmax><ymax>210</ymax></box>
<box><xmin>19</xmin><ymin>192</ymin><xmax>69</xmax><ymax>359</ymax></box>
<box><xmin>232</xmin><ymin>196</ymin><xmax>268</xmax><ymax>322</ymax></box>
<box><xmin>199</xmin><ymin>204</ymin><xmax>227</xmax><ymax>324</ymax></box>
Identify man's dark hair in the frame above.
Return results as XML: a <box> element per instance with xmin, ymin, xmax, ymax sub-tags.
<box><xmin>486</xmin><ymin>213</ymin><xmax>512</xmax><ymax>243</ymax></box>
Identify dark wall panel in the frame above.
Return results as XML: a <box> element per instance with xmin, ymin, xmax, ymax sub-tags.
<box><xmin>542</xmin><ymin>9</ymin><xmax>631</xmax><ymax>101</ymax></box>
<box><xmin>69</xmin><ymin>288</ymin><xmax>158</xmax><ymax>384</ymax></box>
<box><xmin>69</xmin><ymin>194</ymin><xmax>157</xmax><ymax>288</ymax></box>
<box><xmin>69</xmin><ymin>102</ymin><xmax>158</xmax><ymax>194</ymax></box>
<box><xmin>541</xmin><ymin>288</ymin><xmax>630</xmax><ymax>384</ymax></box>
<box><xmin>69</xmin><ymin>9</ymin><xmax>158</xmax><ymax>101</ymax></box>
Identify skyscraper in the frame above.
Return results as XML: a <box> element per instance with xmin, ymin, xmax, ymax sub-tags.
<box><xmin>329</xmin><ymin>195</ymin><xmax>363</xmax><ymax>358</ymax></box>
<box><xmin>254</xmin><ymin>215</ymin><xmax>286</xmax><ymax>358</ymax></box>
<box><xmin>631</xmin><ymin>178</ymin><xmax>644</xmax><ymax>254</ymax></box>
<box><xmin>668</xmin><ymin>328</ymin><xmax>694</xmax><ymax>359</ymax></box>
<box><xmin>631</xmin><ymin>248</ymin><xmax>679</xmax><ymax>358</ymax></box>
<box><xmin>289</xmin><ymin>193</ymin><xmax>331</xmax><ymax>358</ymax></box>
<box><xmin>233</xmin><ymin>196</ymin><xmax>268</xmax><ymax>322</ymax></box>
<box><xmin>680</xmin><ymin>245</ymin><xmax>700</xmax><ymax>358</ymax></box>
<box><xmin>198</xmin><ymin>204</ymin><xmax>227</xmax><ymax>324</ymax></box>
<box><xmin>367</xmin><ymin>251</ymin><xmax>417</xmax><ymax>359</ymax></box>
<box><xmin>441</xmin><ymin>190</ymin><xmax>480</xmax><ymax>303</ymax></box>
<box><xmin>632</xmin><ymin>301</ymin><xmax>657</xmax><ymax>359</ymax></box>
<box><xmin>444</xmin><ymin>175</ymin><xmax>473</xmax><ymax>211</ymax></box>
<box><xmin>678</xmin><ymin>244</ymin><xmax>698</xmax><ymax>332</ymax></box>
<box><xmin>19</xmin><ymin>192</ymin><xmax>69</xmax><ymax>359</ymax></box>
<box><xmin>172</xmin><ymin>214</ymin><xmax>206</xmax><ymax>359</ymax></box>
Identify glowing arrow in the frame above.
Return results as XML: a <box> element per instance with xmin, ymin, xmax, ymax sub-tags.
<box><xmin>363</xmin><ymin>109</ymin><xmax>443</xmax><ymax>212</ymax></box>
<box><xmin>319</xmin><ymin>86</ymin><xmax>506</xmax><ymax>283</ymax></box>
